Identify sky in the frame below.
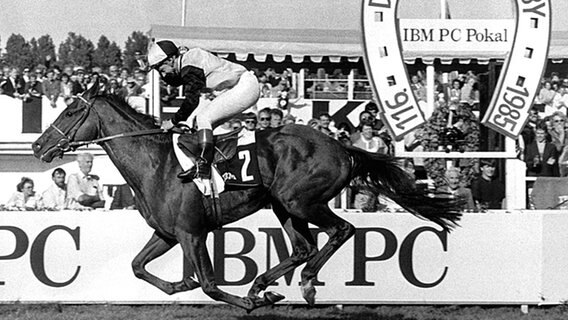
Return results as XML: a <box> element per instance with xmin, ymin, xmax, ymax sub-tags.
<box><xmin>0</xmin><ymin>0</ymin><xmax>566</xmax><ymax>50</ymax></box>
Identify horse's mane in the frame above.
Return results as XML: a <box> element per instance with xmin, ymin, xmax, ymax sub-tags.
<box><xmin>95</xmin><ymin>93</ymin><xmax>172</xmax><ymax>145</ymax></box>
<box><xmin>97</xmin><ymin>93</ymin><xmax>161</xmax><ymax>129</ymax></box>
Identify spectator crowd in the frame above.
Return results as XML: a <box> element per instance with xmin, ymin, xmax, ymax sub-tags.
<box><xmin>0</xmin><ymin>63</ymin><xmax>151</xmax><ymax>106</ymax></box>
<box><xmin>2</xmin><ymin>152</ymin><xmax>134</xmax><ymax>211</ymax></box>
<box><xmin>2</xmin><ymin>55</ymin><xmax>567</xmax><ymax>212</ymax></box>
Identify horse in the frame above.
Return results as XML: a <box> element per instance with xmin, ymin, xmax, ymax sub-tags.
<box><xmin>32</xmin><ymin>81</ymin><xmax>462</xmax><ymax>312</ymax></box>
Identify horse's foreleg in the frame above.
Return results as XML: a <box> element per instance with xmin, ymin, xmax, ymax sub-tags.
<box><xmin>299</xmin><ymin>205</ymin><xmax>355</xmax><ymax>306</ymax></box>
<box><xmin>132</xmin><ymin>232</ymin><xmax>200</xmax><ymax>295</ymax></box>
<box><xmin>178</xmin><ymin>231</ymin><xmax>269</xmax><ymax>312</ymax></box>
<box><xmin>247</xmin><ymin>212</ymin><xmax>317</xmax><ymax>302</ymax></box>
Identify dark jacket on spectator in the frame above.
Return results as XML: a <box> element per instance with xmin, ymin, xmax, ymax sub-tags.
<box><xmin>1</xmin><ymin>76</ymin><xmax>25</xmax><ymax>98</ymax></box>
<box><xmin>471</xmin><ymin>177</ymin><xmax>505</xmax><ymax>209</ymax></box>
<box><xmin>42</xmin><ymin>79</ymin><xmax>61</xmax><ymax>100</ymax></box>
<box><xmin>525</xmin><ymin>140</ymin><xmax>559</xmax><ymax>177</ymax></box>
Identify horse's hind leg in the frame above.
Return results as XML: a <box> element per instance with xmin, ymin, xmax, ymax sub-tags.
<box><xmin>132</xmin><ymin>232</ymin><xmax>200</xmax><ymax>294</ymax></box>
<box><xmin>247</xmin><ymin>202</ymin><xmax>318</xmax><ymax>301</ymax></box>
<box><xmin>299</xmin><ymin>204</ymin><xmax>355</xmax><ymax>306</ymax></box>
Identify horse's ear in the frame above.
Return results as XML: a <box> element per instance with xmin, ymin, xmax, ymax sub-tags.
<box><xmin>81</xmin><ymin>78</ymin><xmax>100</xmax><ymax>100</ymax></box>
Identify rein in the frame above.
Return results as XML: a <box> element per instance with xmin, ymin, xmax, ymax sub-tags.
<box><xmin>69</xmin><ymin>128</ymin><xmax>168</xmax><ymax>148</ymax></box>
<box><xmin>52</xmin><ymin>95</ymin><xmax>168</xmax><ymax>151</ymax></box>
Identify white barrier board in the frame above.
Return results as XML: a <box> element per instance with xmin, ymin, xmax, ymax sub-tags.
<box><xmin>1</xmin><ymin>210</ymin><xmax>568</xmax><ymax>304</ymax></box>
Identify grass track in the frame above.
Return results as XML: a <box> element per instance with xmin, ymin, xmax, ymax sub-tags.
<box><xmin>2</xmin><ymin>304</ymin><xmax>568</xmax><ymax>320</ymax></box>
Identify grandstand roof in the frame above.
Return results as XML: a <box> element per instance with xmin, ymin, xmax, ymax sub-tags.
<box><xmin>150</xmin><ymin>21</ymin><xmax>568</xmax><ymax>64</ymax></box>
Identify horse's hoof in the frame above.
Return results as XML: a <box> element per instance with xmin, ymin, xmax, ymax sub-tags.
<box><xmin>301</xmin><ymin>282</ymin><xmax>317</xmax><ymax>306</ymax></box>
<box><xmin>242</xmin><ymin>297</ymin><xmax>255</xmax><ymax>313</ymax></box>
<box><xmin>264</xmin><ymin>291</ymin><xmax>285</xmax><ymax>304</ymax></box>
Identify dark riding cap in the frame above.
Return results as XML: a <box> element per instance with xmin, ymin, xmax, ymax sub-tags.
<box><xmin>147</xmin><ymin>40</ymin><xmax>180</xmax><ymax>68</ymax></box>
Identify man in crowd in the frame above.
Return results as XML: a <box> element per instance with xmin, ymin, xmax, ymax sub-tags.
<box><xmin>42</xmin><ymin>69</ymin><xmax>61</xmax><ymax>108</ymax></box>
<box><xmin>257</xmin><ymin>108</ymin><xmax>272</xmax><ymax>130</ymax></box>
<box><xmin>318</xmin><ymin>113</ymin><xmax>335</xmax><ymax>137</ymax></box>
<box><xmin>40</xmin><ymin>167</ymin><xmax>67</xmax><ymax>210</ymax></box>
<box><xmin>525</xmin><ymin>123</ymin><xmax>558</xmax><ymax>177</ymax></box>
<box><xmin>0</xmin><ymin>67</ymin><xmax>25</xmax><ymax>99</ymax></box>
<box><xmin>270</xmin><ymin>108</ymin><xmax>283</xmax><ymax>128</ymax></box>
<box><xmin>242</xmin><ymin>112</ymin><xmax>258</xmax><ymax>132</ymax></box>
<box><xmin>66</xmin><ymin>152</ymin><xmax>105</xmax><ymax>209</ymax></box>
<box><xmin>471</xmin><ymin>159</ymin><xmax>505</xmax><ymax>210</ymax></box>
<box><xmin>364</xmin><ymin>102</ymin><xmax>384</xmax><ymax>132</ymax></box>
<box><xmin>352</xmin><ymin>120</ymin><xmax>388</xmax><ymax>154</ymax></box>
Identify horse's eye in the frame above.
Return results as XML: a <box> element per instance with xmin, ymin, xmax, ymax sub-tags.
<box><xmin>66</xmin><ymin>111</ymin><xmax>73</xmax><ymax>117</ymax></box>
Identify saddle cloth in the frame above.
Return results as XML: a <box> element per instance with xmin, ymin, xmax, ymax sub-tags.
<box><xmin>177</xmin><ymin>129</ymin><xmax>262</xmax><ymax>195</ymax></box>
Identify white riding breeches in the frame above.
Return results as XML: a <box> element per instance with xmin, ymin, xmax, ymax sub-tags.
<box><xmin>187</xmin><ymin>70</ymin><xmax>260</xmax><ymax>130</ymax></box>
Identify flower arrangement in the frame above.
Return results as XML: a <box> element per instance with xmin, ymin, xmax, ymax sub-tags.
<box><xmin>421</xmin><ymin>101</ymin><xmax>480</xmax><ymax>188</ymax></box>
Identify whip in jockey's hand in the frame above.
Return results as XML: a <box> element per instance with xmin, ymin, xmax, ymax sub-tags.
<box><xmin>147</xmin><ymin>40</ymin><xmax>260</xmax><ymax>181</ymax></box>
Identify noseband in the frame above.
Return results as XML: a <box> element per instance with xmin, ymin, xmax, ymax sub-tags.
<box><xmin>49</xmin><ymin>95</ymin><xmax>94</xmax><ymax>153</ymax></box>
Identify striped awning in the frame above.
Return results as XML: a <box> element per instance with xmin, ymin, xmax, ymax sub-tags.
<box><xmin>150</xmin><ymin>24</ymin><xmax>568</xmax><ymax>64</ymax></box>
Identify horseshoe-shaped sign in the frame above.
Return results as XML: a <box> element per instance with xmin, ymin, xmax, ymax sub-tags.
<box><xmin>362</xmin><ymin>0</ymin><xmax>551</xmax><ymax>141</ymax></box>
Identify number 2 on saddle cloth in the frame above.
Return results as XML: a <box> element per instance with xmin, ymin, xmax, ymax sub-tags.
<box><xmin>176</xmin><ymin>130</ymin><xmax>263</xmax><ymax>188</ymax></box>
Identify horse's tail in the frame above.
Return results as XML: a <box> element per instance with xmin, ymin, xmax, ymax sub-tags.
<box><xmin>346</xmin><ymin>147</ymin><xmax>462</xmax><ymax>231</ymax></box>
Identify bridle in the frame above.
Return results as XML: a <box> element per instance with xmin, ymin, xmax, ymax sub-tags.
<box><xmin>49</xmin><ymin>94</ymin><xmax>94</xmax><ymax>153</ymax></box>
<box><xmin>48</xmin><ymin>94</ymin><xmax>167</xmax><ymax>153</ymax></box>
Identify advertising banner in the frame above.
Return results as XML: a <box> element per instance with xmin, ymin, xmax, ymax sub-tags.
<box><xmin>2</xmin><ymin>210</ymin><xmax>568</xmax><ymax>304</ymax></box>
<box><xmin>401</xmin><ymin>19</ymin><xmax>514</xmax><ymax>54</ymax></box>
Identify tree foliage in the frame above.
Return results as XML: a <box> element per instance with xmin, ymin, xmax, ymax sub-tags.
<box><xmin>58</xmin><ymin>32</ymin><xmax>95</xmax><ymax>69</ymax></box>
<box><xmin>29</xmin><ymin>37</ymin><xmax>39</xmax><ymax>67</ymax></box>
<box><xmin>123</xmin><ymin>31</ymin><xmax>149</xmax><ymax>71</ymax></box>
<box><xmin>93</xmin><ymin>35</ymin><xmax>123</xmax><ymax>71</ymax></box>
<box><xmin>4</xmin><ymin>34</ymin><xmax>35</xmax><ymax>70</ymax></box>
<box><xmin>1</xmin><ymin>31</ymin><xmax>147</xmax><ymax>72</ymax></box>
<box><xmin>36</xmin><ymin>35</ymin><xmax>57</xmax><ymax>68</ymax></box>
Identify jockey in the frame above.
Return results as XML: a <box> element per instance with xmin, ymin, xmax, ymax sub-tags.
<box><xmin>147</xmin><ymin>40</ymin><xmax>260</xmax><ymax>180</ymax></box>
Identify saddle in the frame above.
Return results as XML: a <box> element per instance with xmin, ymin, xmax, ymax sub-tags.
<box><xmin>177</xmin><ymin>129</ymin><xmax>239</xmax><ymax>164</ymax></box>
<box><xmin>176</xmin><ymin>128</ymin><xmax>262</xmax><ymax>187</ymax></box>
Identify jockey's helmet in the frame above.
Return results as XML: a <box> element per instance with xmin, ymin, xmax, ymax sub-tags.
<box><xmin>147</xmin><ymin>40</ymin><xmax>179</xmax><ymax>69</ymax></box>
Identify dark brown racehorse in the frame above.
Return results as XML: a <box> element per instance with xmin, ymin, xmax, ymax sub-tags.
<box><xmin>32</xmin><ymin>81</ymin><xmax>461</xmax><ymax>311</ymax></box>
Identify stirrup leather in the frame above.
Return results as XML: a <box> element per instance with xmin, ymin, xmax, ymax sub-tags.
<box><xmin>178</xmin><ymin>129</ymin><xmax>214</xmax><ymax>180</ymax></box>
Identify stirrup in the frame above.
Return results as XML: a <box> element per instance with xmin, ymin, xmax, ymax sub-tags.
<box><xmin>177</xmin><ymin>168</ymin><xmax>196</xmax><ymax>180</ymax></box>
<box><xmin>177</xmin><ymin>160</ymin><xmax>211</xmax><ymax>180</ymax></box>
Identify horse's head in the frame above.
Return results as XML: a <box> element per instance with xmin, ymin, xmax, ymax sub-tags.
<box><xmin>32</xmin><ymin>80</ymin><xmax>101</xmax><ymax>162</ymax></box>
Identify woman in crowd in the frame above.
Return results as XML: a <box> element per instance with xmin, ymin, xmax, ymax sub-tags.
<box><xmin>448</xmin><ymin>79</ymin><xmax>462</xmax><ymax>109</ymax></box>
<box><xmin>550</xmin><ymin>111</ymin><xmax>568</xmax><ymax>176</ymax></box>
<box><xmin>437</xmin><ymin>167</ymin><xmax>475</xmax><ymax>211</ymax></box>
<box><xmin>460</xmin><ymin>75</ymin><xmax>480</xmax><ymax>108</ymax></box>
<box><xmin>5</xmin><ymin>177</ymin><xmax>40</xmax><ymax>210</ymax></box>
<box><xmin>60</xmin><ymin>73</ymin><xmax>75</xmax><ymax>105</ymax></box>
<box><xmin>538</xmin><ymin>80</ymin><xmax>557</xmax><ymax>115</ymax></box>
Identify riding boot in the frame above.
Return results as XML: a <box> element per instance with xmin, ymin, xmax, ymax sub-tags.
<box><xmin>177</xmin><ymin>129</ymin><xmax>214</xmax><ymax>180</ymax></box>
